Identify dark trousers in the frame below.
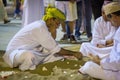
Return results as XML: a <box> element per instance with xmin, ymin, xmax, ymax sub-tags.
<box><xmin>75</xmin><ymin>0</ymin><xmax>92</xmax><ymax>38</ymax></box>
<box><xmin>91</xmin><ymin>0</ymin><xmax>104</xmax><ymax>20</ymax></box>
<box><xmin>2</xmin><ymin>0</ymin><xmax>7</xmax><ymax>7</ymax></box>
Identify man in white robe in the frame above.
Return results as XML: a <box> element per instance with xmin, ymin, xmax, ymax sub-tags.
<box><xmin>3</xmin><ymin>7</ymin><xmax>82</xmax><ymax>71</ymax></box>
<box><xmin>79</xmin><ymin>4</ymin><xmax>117</xmax><ymax>59</ymax></box>
<box><xmin>79</xmin><ymin>2</ymin><xmax>120</xmax><ymax>80</ymax></box>
<box><xmin>55</xmin><ymin>0</ymin><xmax>78</xmax><ymax>42</ymax></box>
<box><xmin>22</xmin><ymin>0</ymin><xmax>44</xmax><ymax>26</ymax></box>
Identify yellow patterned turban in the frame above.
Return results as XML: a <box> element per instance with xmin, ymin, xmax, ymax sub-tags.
<box><xmin>42</xmin><ymin>7</ymin><xmax>66</xmax><ymax>21</ymax></box>
<box><xmin>103</xmin><ymin>2</ymin><xmax>120</xmax><ymax>15</ymax></box>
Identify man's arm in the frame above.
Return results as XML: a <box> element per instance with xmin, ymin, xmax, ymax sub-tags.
<box><xmin>91</xmin><ymin>18</ymin><xmax>106</xmax><ymax>46</ymax></box>
<box><xmin>97</xmin><ymin>44</ymin><xmax>106</xmax><ymax>48</ymax></box>
<box><xmin>96</xmin><ymin>39</ymin><xmax>113</xmax><ymax>48</ymax></box>
<box><xmin>56</xmin><ymin>48</ymin><xmax>83</xmax><ymax>60</ymax></box>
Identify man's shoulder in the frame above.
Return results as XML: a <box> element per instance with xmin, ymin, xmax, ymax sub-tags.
<box><xmin>95</xmin><ymin>16</ymin><xmax>103</xmax><ymax>22</ymax></box>
<box><xmin>31</xmin><ymin>20</ymin><xmax>45</xmax><ymax>26</ymax></box>
<box><xmin>94</xmin><ymin>16</ymin><xmax>104</xmax><ymax>24</ymax></box>
<box><xmin>19</xmin><ymin>20</ymin><xmax>47</xmax><ymax>34</ymax></box>
<box><xmin>24</xmin><ymin>20</ymin><xmax>46</xmax><ymax>28</ymax></box>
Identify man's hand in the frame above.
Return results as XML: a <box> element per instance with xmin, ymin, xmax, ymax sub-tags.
<box><xmin>106</xmin><ymin>42</ymin><xmax>113</xmax><ymax>47</ymax></box>
<box><xmin>106</xmin><ymin>39</ymin><xmax>113</xmax><ymax>46</ymax></box>
<box><xmin>97</xmin><ymin>44</ymin><xmax>106</xmax><ymax>48</ymax></box>
<box><xmin>73</xmin><ymin>52</ymin><xmax>83</xmax><ymax>60</ymax></box>
<box><xmin>97</xmin><ymin>39</ymin><xmax>114</xmax><ymax>48</ymax></box>
<box><xmin>57</xmin><ymin>48</ymin><xmax>82</xmax><ymax>60</ymax></box>
<box><xmin>88</xmin><ymin>54</ymin><xmax>100</xmax><ymax>65</ymax></box>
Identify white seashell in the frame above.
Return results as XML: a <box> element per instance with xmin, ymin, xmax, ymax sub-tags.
<box><xmin>67</xmin><ymin>62</ymin><xmax>69</xmax><ymax>64</ymax></box>
<box><xmin>70</xmin><ymin>74</ymin><xmax>74</xmax><ymax>77</ymax></box>
<box><xmin>42</xmin><ymin>67</ymin><xmax>48</xmax><ymax>71</ymax></box>
<box><xmin>79</xmin><ymin>65</ymin><xmax>82</xmax><ymax>68</ymax></box>
<box><xmin>63</xmin><ymin>71</ymin><xmax>67</xmax><ymax>74</ymax></box>
<box><xmin>74</xmin><ymin>64</ymin><xmax>78</xmax><ymax>67</ymax></box>
<box><xmin>24</xmin><ymin>76</ymin><xmax>28</xmax><ymax>78</ymax></box>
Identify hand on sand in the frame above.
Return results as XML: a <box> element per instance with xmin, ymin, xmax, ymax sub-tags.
<box><xmin>73</xmin><ymin>52</ymin><xmax>83</xmax><ymax>60</ymax></box>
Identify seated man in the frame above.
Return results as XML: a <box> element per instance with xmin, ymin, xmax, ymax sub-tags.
<box><xmin>79</xmin><ymin>2</ymin><xmax>120</xmax><ymax>80</ymax></box>
<box><xmin>3</xmin><ymin>7</ymin><xmax>82</xmax><ymax>71</ymax></box>
<box><xmin>79</xmin><ymin>2</ymin><xmax>117</xmax><ymax>59</ymax></box>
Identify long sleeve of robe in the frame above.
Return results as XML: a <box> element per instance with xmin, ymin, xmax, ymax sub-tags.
<box><xmin>101</xmin><ymin>26</ymin><xmax>120</xmax><ymax>71</ymax></box>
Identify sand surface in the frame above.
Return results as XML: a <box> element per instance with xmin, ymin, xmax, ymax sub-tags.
<box><xmin>0</xmin><ymin>45</ymin><xmax>100</xmax><ymax>80</ymax></box>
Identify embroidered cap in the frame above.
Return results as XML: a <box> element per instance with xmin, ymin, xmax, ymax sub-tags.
<box><xmin>103</xmin><ymin>2</ymin><xmax>120</xmax><ymax>15</ymax></box>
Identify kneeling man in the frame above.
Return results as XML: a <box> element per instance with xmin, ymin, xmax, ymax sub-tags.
<box><xmin>3</xmin><ymin>7</ymin><xmax>82</xmax><ymax>71</ymax></box>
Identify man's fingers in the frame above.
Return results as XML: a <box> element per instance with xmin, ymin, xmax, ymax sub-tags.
<box><xmin>88</xmin><ymin>54</ymin><xmax>100</xmax><ymax>61</ymax></box>
<box><xmin>88</xmin><ymin>53</ymin><xmax>93</xmax><ymax>58</ymax></box>
<box><xmin>96</xmin><ymin>55</ymin><xmax>100</xmax><ymax>59</ymax></box>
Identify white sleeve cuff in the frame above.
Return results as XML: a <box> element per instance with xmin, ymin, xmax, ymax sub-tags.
<box><xmin>49</xmin><ymin>45</ymin><xmax>61</xmax><ymax>54</ymax></box>
<box><xmin>100</xmin><ymin>40</ymin><xmax>106</xmax><ymax>45</ymax></box>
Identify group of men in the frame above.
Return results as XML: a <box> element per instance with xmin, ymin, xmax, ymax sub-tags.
<box><xmin>79</xmin><ymin>2</ymin><xmax>120</xmax><ymax>80</ymax></box>
<box><xmin>2</xmin><ymin>1</ymin><xmax>120</xmax><ymax>80</ymax></box>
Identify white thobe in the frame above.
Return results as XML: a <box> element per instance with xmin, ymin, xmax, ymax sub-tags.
<box><xmin>79</xmin><ymin>26</ymin><xmax>120</xmax><ymax>80</ymax></box>
<box><xmin>55</xmin><ymin>1</ymin><xmax>77</xmax><ymax>21</ymax></box>
<box><xmin>22</xmin><ymin>0</ymin><xmax>44</xmax><ymax>26</ymax></box>
<box><xmin>80</xmin><ymin>17</ymin><xmax>116</xmax><ymax>59</ymax></box>
<box><xmin>91</xmin><ymin>17</ymin><xmax>116</xmax><ymax>46</ymax></box>
<box><xmin>3</xmin><ymin>20</ymin><xmax>63</xmax><ymax>71</ymax></box>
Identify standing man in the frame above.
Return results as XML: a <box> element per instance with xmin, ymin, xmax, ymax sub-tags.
<box><xmin>2</xmin><ymin>0</ymin><xmax>7</xmax><ymax>7</ymax></box>
<box><xmin>55</xmin><ymin>0</ymin><xmax>78</xmax><ymax>42</ymax></box>
<box><xmin>91</xmin><ymin>0</ymin><xmax>104</xmax><ymax>20</ymax></box>
<box><xmin>0</xmin><ymin>0</ymin><xmax>10</xmax><ymax>24</ymax></box>
<box><xmin>75</xmin><ymin>0</ymin><xmax>92</xmax><ymax>41</ymax></box>
<box><xmin>22</xmin><ymin>0</ymin><xmax>44</xmax><ymax>26</ymax></box>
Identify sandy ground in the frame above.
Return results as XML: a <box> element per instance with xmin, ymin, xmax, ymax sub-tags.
<box><xmin>0</xmin><ymin>45</ymin><xmax>100</xmax><ymax>80</ymax></box>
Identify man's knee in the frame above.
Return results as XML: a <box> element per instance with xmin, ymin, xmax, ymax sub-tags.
<box><xmin>14</xmin><ymin>50</ymin><xmax>34</xmax><ymax>66</ymax></box>
<box><xmin>79</xmin><ymin>43</ymin><xmax>90</xmax><ymax>55</ymax></box>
